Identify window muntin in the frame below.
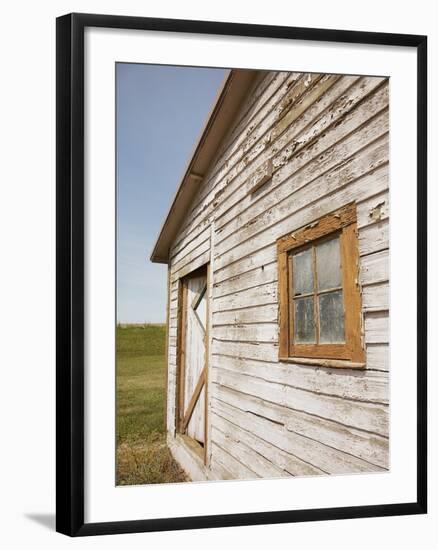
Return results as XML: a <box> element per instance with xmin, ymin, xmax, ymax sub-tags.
<box><xmin>277</xmin><ymin>203</ymin><xmax>365</xmax><ymax>366</ymax></box>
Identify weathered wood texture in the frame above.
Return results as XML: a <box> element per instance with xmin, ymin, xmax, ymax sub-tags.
<box><xmin>166</xmin><ymin>71</ymin><xmax>389</xmax><ymax>480</ymax></box>
<box><xmin>182</xmin><ymin>273</ymin><xmax>207</xmax><ymax>443</ymax></box>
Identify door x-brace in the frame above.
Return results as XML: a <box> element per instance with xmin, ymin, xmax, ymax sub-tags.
<box><xmin>181</xmin><ymin>366</ymin><xmax>206</xmax><ymax>432</ymax></box>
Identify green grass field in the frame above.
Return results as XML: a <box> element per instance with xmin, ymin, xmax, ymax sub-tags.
<box><xmin>116</xmin><ymin>324</ymin><xmax>187</xmax><ymax>485</ymax></box>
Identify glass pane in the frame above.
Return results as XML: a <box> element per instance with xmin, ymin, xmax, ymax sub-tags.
<box><xmin>292</xmin><ymin>248</ymin><xmax>314</xmax><ymax>296</ymax></box>
<box><xmin>294</xmin><ymin>296</ymin><xmax>315</xmax><ymax>343</ymax></box>
<box><xmin>319</xmin><ymin>291</ymin><xmax>345</xmax><ymax>343</ymax></box>
<box><xmin>316</xmin><ymin>236</ymin><xmax>342</xmax><ymax>291</ymax></box>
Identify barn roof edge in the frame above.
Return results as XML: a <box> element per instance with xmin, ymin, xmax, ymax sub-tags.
<box><xmin>150</xmin><ymin>68</ymin><xmax>260</xmax><ymax>264</ymax></box>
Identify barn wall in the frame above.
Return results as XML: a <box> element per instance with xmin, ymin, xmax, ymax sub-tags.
<box><xmin>167</xmin><ymin>70</ymin><xmax>390</xmax><ymax>480</ymax></box>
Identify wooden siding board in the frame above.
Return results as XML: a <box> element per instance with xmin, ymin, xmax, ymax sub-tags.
<box><xmin>211</xmin><ymin>395</ymin><xmax>384</xmax><ymax>474</ymax></box>
<box><xmin>215</xmin><ymin>108</ymin><xmax>389</xmax><ymax>247</ymax></box>
<box><xmin>212</xmin><ymin>388</ymin><xmax>388</xmax><ymax>469</ymax></box>
<box><xmin>211</xmin><ymin>368</ymin><xmax>388</xmax><ymax>436</ymax></box>
<box><xmin>212</xmin><ymin>79</ymin><xmax>388</xmax><ymax>237</ymax></box>
<box><xmin>212</xmin><ymin>423</ymin><xmax>288</xmax><ymax>478</ymax></box>
<box><xmin>211</xmin><ymin>217</ymin><xmax>388</xmax><ymax>318</ymax></box>
<box><xmin>212</xmin><ymin>279</ymin><xmax>388</xmax><ymax>323</ymax></box>
<box><xmin>210</xmin><ymin>358</ymin><xmax>389</xmax><ymax>404</ymax></box>
<box><xmin>360</xmin><ymin>249</ymin><xmax>389</xmax><ymax>285</ymax></box>
<box><xmin>357</xmin><ymin>192</ymin><xmax>389</xmax><ymax>228</ymax></box>
<box><xmin>210</xmin><ymin>441</ymin><xmax>259</xmax><ymax>480</ymax></box>
<box><xmin>212</xmin><ymin>322</ymin><xmax>278</xmax><ymax>343</ymax></box>
<box><xmin>213</xmin><ymin>164</ymin><xmax>389</xmax><ymax>280</ymax></box>
<box><xmin>212</xmin><ymin>339</ymin><xmax>389</xmax><ymax>374</ymax></box>
<box><xmin>214</xmin><ymin>136</ymin><xmax>389</xmax><ymax>269</ymax></box>
<box><xmin>170</xmin><ymin>71</ymin><xmax>299</xmax><ymax>256</ymax></box>
<box><xmin>366</xmin><ymin>344</ymin><xmax>389</xmax><ymax>372</ymax></box>
<box><xmin>364</xmin><ymin>311</ymin><xmax>390</xmax><ymax>344</ymax></box>
<box><xmin>170</xmin><ymin>226</ymin><xmax>211</xmax><ymax>265</ymax></box>
<box><xmin>165</xmin><ymin>71</ymin><xmax>389</xmax><ymax>480</ymax></box>
<box><xmin>172</xmin><ymin>74</ymin><xmax>368</xmax><ymax>254</ymax></box>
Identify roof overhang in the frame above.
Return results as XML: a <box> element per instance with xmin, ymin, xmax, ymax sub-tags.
<box><xmin>150</xmin><ymin>69</ymin><xmax>259</xmax><ymax>264</ymax></box>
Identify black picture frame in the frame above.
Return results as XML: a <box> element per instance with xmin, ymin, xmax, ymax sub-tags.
<box><xmin>56</xmin><ymin>12</ymin><xmax>427</xmax><ymax>537</ymax></box>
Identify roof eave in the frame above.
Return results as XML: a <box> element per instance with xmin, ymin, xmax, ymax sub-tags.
<box><xmin>150</xmin><ymin>68</ymin><xmax>259</xmax><ymax>264</ymax></box>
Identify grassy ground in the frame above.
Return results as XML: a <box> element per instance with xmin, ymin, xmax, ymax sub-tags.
<box><xmin>116</xmin><ymin>324</ymin><xmax>187</xmax><ymax>485</ymax></box>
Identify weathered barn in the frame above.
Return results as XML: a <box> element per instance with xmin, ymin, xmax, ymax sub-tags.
<box><xmin>150</xmin><ymin>69</ymin><xmax>389</xmax><ymax>481</ymax></box>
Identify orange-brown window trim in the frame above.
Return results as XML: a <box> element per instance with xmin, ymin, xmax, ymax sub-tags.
<box><xmin>277</xmin><ymin>203</ymin><xmax>366</xmax><ymax>367</ymax></box>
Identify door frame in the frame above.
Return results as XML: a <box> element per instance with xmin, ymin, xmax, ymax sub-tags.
<box><xmin>175</xmin><ymin>262</ymin><xmax>210</xmax><ymax>465</ymax></box>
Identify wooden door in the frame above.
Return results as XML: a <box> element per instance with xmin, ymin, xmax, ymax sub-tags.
<box><xmin>178</xmin><ymin>266</ymin><xmax>209</xmax><ymax>447</ymax></box>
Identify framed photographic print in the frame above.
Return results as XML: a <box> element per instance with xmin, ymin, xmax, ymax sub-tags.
<box><xmin>56</xmin><ymin>12</ymin><xmax>427</xmax><ymax>536</ymax></box>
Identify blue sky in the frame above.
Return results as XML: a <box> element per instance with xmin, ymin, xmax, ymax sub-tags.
<box><xmin>116</xmin><ymin>63</ymin><xmax>226</xmax><ymax>323</ymax></box>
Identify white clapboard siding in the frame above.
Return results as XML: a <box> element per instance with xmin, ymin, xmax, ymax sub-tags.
<box><xmin>181</xmin><ymin>73</ymin><xmax>318</xmax><ymax>225</ymax></box>
<box><xmin>212</xmin><ymin>206</ymin><xmax>388</xmax><ymax>308</ymax></box>
<box><xmin>360</xmin><ymin>250</ymin><xmax>389</xmax><ymax>285</ymax></box>
<box><xmin>214</xmin><ymin>139</ymin><xmax>389</xmax><ymax>269</ymax></box>
<box><xmin>169</xmin><ymin>288</ymin><xmax>178</xmax><ymax>302</ymax></box>
<box><xmin>364</xmin><ymin>312</ymin><xmax>390</xmax><ymax>344</ymax></box>
<box><xmin>169</xmin><ymin>316</ymin><xmax>178</xmax><ymax>329</ymax></box>
<box><xmin>170</xmin><ymin>226</ymin><xmax>211</xmax><ymax>265</ymax></box>
<box><xmin>213</xmin><ymin>261</ymin><xmax>277</xmax><ymax>298</ymax></box>
<box><xmin>212</xmin><ymin>279</ymin><xmax>387</xmax><ymax>323</ymax></box>
<box><xmin>213</xmin><ymin>323</ymin><xmax>278</xmax><ymax>343</ymax></box>
<box><xmin>359</xmin><ymin>219</ymin><xmax>389</xmax><ymax>256</ymax></box>
<box><xmin>174</xmin><ymin>76</ymin><xmax>382</xmax><ymax>253</ymax></box>
<box><xmin>213</xmin><ymin>303</ymin><xmax>278</xmax><ymax>325</ymax></box>
<box><xmin>204</xmin><ymin>73</ymin><xmax>294</xmax><ymax>186</ymax></box>
<box><xmin>211</xmin><ymin>412</ymin><xmax>325</xmax><ymax>476</ymax></box>
<box><xmin>211</xmin><ymin>77</ymin><xmax>383</xmax><ymax>229</ymax></box>
<box><xmin>211</xmin><ymin>388</ymin><xmax>388</xmax><ymax>469</ymax></box>
<box><xmin>214</xmin><ymin>283</ymin><xmax>277</xmax><ymax>312</ymax></box>
<box><xmin>366</xmin><ymin>344</ymin><xmax>389</xmax><ymax>372</ymax></box>
<box><xmin>170</xmin><ymin>236</ymin><xmax>210</xmax><ymax>280</ymax></box>
<box><xmin>212</xmin><ymin>423</ymin><xmax>288</xmax><ymax>478</ymax></box>
<box><xmin>212</xmin><ymin>80</ymin><xmax>388</xmax><ymax>237</ymax></box>
<box><xmin>209</xmin><ymin>72</ymin><xmax>283</xmax><ymax>169</ymax></box>
<box><xmin>212</xmin><ymin>340</ymin><xmax>279</xmax><ymax>363</ymax></box>
<box><xmin>211</xmin><ymin>395</ymin><xmax>384</xmax><ymax>474</ymax></box>
<box><xmin>212</xmin><ymin>182</ymin><xmax>388</xmax><ymax>288</ymax></box>
<box><xmin>362</xmin><ymin>282</ymin><xmax>389</xmax><ymax>312</ymax></box>
<box><xmin>215</xmin><ymin>132</ymin><xmax>389</xmax><ymax>259</ymax></box>
<box><xmin>171</xmin><ymin>72</ymin><xmax>301</xmax><ymax>255</ymax></box>
<box><xmin>357</xmin><ymin>192</ymin><xmax>389</xmax><ymax>228</ymax></box>
<box><xmin>212</xmin><ymin>341</ymin><xmax>389</xmax><ymax>373</ymax></box>
<box><xmin>165</xmin><ymin>70</ymin><xmax>390</xmax><ymax>481</ymax></box>
<box><xmin>210</xmin><ymin>442</ymin><xmax>258</xmax><ymax>480</ymax></box>
<box><xmin>215</xmin><ymin>109</ymin><xmax>389</xmax><ymax>246</ymax></box>
<box><xmin>212</xmin><ymin>368</ymin><xmax>388</xmax><ymax>436</ymax></box>
<box><xmin>210</xmin><ymin>358</ymin><xmax>389</xmax><ymax>404</ymax></box>
<box><xmin>214</xmin><ymin>163</ymin><xmax>389</xmax><ymax>277</ymax></box>
<box><xmin>175</xmin><ymin>82</ymin><xmax>386</xmax><ymax>272</ymax></box>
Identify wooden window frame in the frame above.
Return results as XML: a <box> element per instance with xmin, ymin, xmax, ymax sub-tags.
<box><xmin>278</xmin><ymin>203</ymin><xmax>366</xmax><ymax>368</ymax></box>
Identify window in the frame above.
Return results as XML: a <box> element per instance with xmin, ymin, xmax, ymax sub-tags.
<box><xmin>277</xmin><ymin>203</ymin><xmax>365</xmax><ymax>367</ymax></box>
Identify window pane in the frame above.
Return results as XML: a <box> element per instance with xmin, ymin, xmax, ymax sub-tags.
<box><xmin>292</xmin><ymin>248</ymin><xmax>313</xmax><ymax>296</ymax></box>
<box><xmin>319</xmin><ymin>291</ymin><xmax>345</xmax><ymax>343</ymax></box>
<box><xmin>316</xmin><ymin>236</ymin><xmax>342</xmax><ymax>291</ymax></box>
<box><xmin>294</xmin><ymin>296</ymin><xmax>315</xmax><ymax>343</ymax></box>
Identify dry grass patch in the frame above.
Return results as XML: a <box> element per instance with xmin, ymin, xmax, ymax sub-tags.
<box><xmin>117</xmin><ymin>433</ymin><xmax>187</xmax><ymax>485</ymax></box>
<box><xmin>116</xmin><ymin>324</ymin><xmax>187</xmax><ymax>485</ymax></box>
